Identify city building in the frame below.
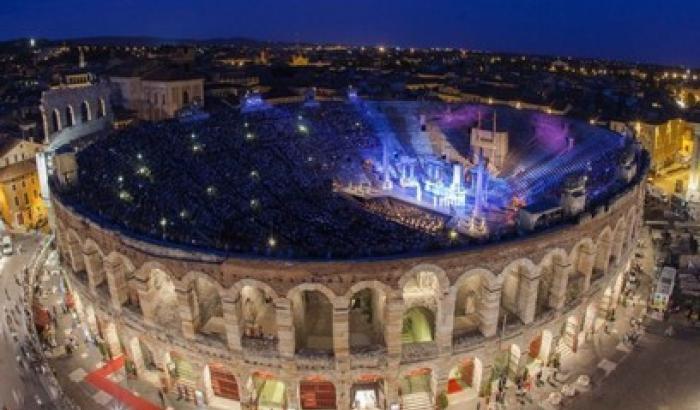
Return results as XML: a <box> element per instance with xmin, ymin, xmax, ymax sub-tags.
<box><xmin>0</xmin><ymin>137</ymin><xmax>46</xmax><ymax>229</ymax></box>
<box><xmin>110</xmin><ymin>67</ymin><xmax>204</xmax><ymax>121</ymax></box>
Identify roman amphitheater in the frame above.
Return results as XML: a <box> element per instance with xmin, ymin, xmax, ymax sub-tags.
<box><xmin>49</xmin><ymin>98</ymin><xmax>648</xmax><ymax>410</ymax></box>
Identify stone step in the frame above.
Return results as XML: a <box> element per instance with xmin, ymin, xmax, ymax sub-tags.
<box><xmin>401</xmin><ymin>392</ymin><xmax>432</xmax><ymax>410</ymax></box>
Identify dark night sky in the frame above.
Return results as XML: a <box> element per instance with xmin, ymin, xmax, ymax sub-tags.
<box><xmin>2</xmin><ymin>0</ymin><xmax>699</xmax><ymax>67</ymax></box>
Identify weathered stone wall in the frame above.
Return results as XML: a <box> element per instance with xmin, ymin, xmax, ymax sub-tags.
<box><xmin>54</xmin><ymin>179</ymin><xmax>644</xmax><ymax>410</ymax></box>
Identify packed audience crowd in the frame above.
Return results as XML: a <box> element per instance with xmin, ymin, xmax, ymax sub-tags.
<box><xmin>57</xmin><ymin>102</ymin><xmax>458</xmax><ymax>258</ymax></box>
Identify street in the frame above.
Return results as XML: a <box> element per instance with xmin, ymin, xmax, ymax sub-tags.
<box><xmin>0</xmin><ymin>233</ymin><xmax>55</xmax><ymax>410</ymax></box>
<box><xmin>569</xmin><ymin>319</ymin><xmax>700</xmax><ymax>410</ymax></box>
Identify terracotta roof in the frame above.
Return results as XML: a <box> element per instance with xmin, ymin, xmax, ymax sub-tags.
<box><xmin>0</xmin><ymin>158</ymin><xmax>36</xmax><ymax>182</ymax></box>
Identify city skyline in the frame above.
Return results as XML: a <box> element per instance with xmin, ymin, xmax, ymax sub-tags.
<box><xmin>2</xmin><ymin>0</ymin><xmax>699</xmax><ymax>67</ymax></box>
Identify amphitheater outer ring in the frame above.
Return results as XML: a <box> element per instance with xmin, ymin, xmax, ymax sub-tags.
<box><xmin>52</xmin><ymin>174</ymin><xmax>645</xmax><ymax>410</ymax></box>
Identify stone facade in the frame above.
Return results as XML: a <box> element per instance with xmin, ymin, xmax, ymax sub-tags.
<box><xmin>53</xmin><ymin>182</ymin><xmax>644</xmax><ymax>410</ymax></box>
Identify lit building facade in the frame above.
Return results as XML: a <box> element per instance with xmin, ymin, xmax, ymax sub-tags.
<box><xmin>0</xmin><ymin>137</ymin><xmax>46</xmax><ymax>228</ymax></box>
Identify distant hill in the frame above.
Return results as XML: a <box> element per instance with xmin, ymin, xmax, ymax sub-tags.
<box><xmin>49</xmin><ymin>36</ymin><xmax>292</xmax><ymax>47</ymax></box>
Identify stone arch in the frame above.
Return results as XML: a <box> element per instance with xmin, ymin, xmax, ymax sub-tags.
<box><xmin>528</xmin><ymin>329</ymin><xmax>554</xmax><ymax>366</ymax></box>
<box><xmin>51</xmin><ymin>108</ymin><xmax>62</xmax><ymax>133</ymax></box>
<box><xmin>82</xmin><ymin>238</ymin><xmax>106</xmax><ymax>294</ymax></box>
<box><xmin>399</xmin><ymin>263</ymin><xmax>450</xmax><ymax>292</ymax></box>
<box><xmin>80</xmin><ymin>100</ymin><xmax>91</xmax><ymax>123</ymax></box>
<box><xmin>247</xmin><ymin>371</ymin><xmax>287</xmax><ymax>409</ymax></box>
<box><xmin>623</xmin><ymin>206</ymin><xmax>638</xmax><ymax>253</ymax></box>
<box><xmin>228</xmin><ymin>279</ymin><xmax>279</xmax><ymax>351</ymax></box>
<box><xmin>65</xmin><ymin>104</ymin><xmax>75</xmax><ymax>127</ymax></box>
<box><xmin>447</xmin><ymin>356</ymin><xmax>483</xmax><ymax>405</ymax></box>
<box><xmin>401</xmin><ymin>306</ymin><xmax>435</xmax><ymax>343</ymax></box>
<box><xmin>180</xmin><ymin>271</ymin><xmax>225</xmax><ymax>340</ymax></box>
<box><xmin>560</xmin><ymin>315</ymin><xmax>580</xmax><ymax>353</ymax></box>
<box><xmin>65</xmin><ymin>229</ymin><xmax>85</xmax><ymax>276</ymax></box>
<box><xmin>204</xmin><ymin>363</ymin><xmax>241</xmax><ymax>405</ymax></box>
<box><xmin>97</xmin><ymin>98</ymin><xmax>106</xmax><ymax>118</ymax></box>
<box><xmin>346</xmin><ymin>281</ymin><xmax>389</xmax><ymax>352</ymax></box>
<box><xmin>288</xmin><ymin>284</ymin><xmax>336</xmax><ymax>354</ymax></box>
<box><xmin>569</xmin><ymin>237</ymin><xmax>595</xmax><ymax>290</ymax></box>
<box><xmin>94</xmin><ymin>315</ymin><xmax>121</xmax><ymax>359</ymax></box>
<box><xmin>299</xmin><ymin>375</ymin><xmax>337</xmax><ymax>410</ymax></box>
<box><xmin>452</xmin><ymin>268</ymin><xmax>501</xmax><ymax>340</ymax></box>
<box><xmin>499</xmin><ymin>258</ymin><xmax>538</xmax><ymax>325</ymax></box>
<box><xmin>594</xmin><ymin>226</ymin><xmax>614</xmax><ymax>278</ymax></box>
<box><xmin>137</xmin><ymin>263</ymin><xmax>181</xmax><ymax>330</ymax></box>
<box><xmin>536</xmin><ymin>249</ymin><xmax>570</xmax><ymax>315</ymax></box>
<box><xmin>611</xmin><ymin>217</ymin><xmax>628</xmax><ymax>266</ymax></box>
<box><xmin>105</xmin><ymin>251</ymin><xmax>135</xmax><ymax>310</ymax></box>
<box><xmin>399</xmin><ymin>367</ymin><xmax>436</xmax><ymax>408</ymax></box>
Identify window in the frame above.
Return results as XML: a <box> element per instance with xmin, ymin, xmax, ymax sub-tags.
<box><xmin>21</xmin><ymin>153</ymin><xmax>24</xmax><ymax>160</ymax></box>
<box><xmin>33</xmin><ymin>190</ymin><xmax>37</xmax><ymax>198</ymax></box>
<box><xmin>21</xmin><ymin>181</ymin><xmax>25</xmax><ymax>188</ymax></box>
<box><xmin>24</xmin><ymin>193</ymin><xmax>28</xmax><ymax>205</ymax></box>
<box><xmin>14</xmin><ymin>196</ymin><xmax>18</xmax><ymax>206</ymax></box>
<box><xmin>11</xmin><ymin>184</ymin><xmax>15</xmax><ymax>191</ymax></box>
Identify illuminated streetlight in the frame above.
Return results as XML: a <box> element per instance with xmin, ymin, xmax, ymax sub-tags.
<box><xmin>268</xmin><ymin>236</ymin><xmax>277</xmax><ymax>247</ymax></box>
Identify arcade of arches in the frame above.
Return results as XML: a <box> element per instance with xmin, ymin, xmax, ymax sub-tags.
<box><xmin>54</xmin><ymin>195</ymin><xmax>642</xmax><ymax>410</ymax></box>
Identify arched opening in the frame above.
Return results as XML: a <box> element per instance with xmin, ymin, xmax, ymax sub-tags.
<box><xmin>238</xmin><ymin>285</ymin><xmax>278</xmax><ymax>351</ymax></box>
<box><xmin>97</xmin><ymin>98</ymin><xmax>106</xmax><ymax>118</ymax></box>
<box><xmin>453</xmin><ymin>273</ymin><xmax>486</xmax><ymax>342</ymax></box>
<box><xmin>189</xmin><ymin>276</ymin><xmax>224</xmax><ymax>342</ymax></box>
<box><xmin>66</xmin><ymin>231</ymin><xmax>86</xmax><ymax>281</ymax></box>
<box><xmin>401</xmin><ymin>269</ymin><xmax>441</xmax><ymax>352</ymax></box>
<box><xmin>526</xmin><ymin>330</ymin><xmax>553</xmax><ymax>374</ymax></box>
<box><xmin>536</xmin><ymin>259</ymin><xmax>556</xmax><ymax>317</ymax></box>
<box><xmin>83</xmin><ymin>240</ymin><xmax>107</xmax><ymax>297</ymax></box>
<box><xmin>105</xmin><ymin>252</ymin><xmax>135</xmax><ymax>309</ymax></box>
<box><xmin>168</xmin><ymin>352</ymin><xmax>198</xmax><ymax>402</ymax></box>
<box><xmin>611</xmin><ymin>221</ymin><xmax>627</xmax><ymax>266</ymax></box>
<box><xmin>501</xmin><ymin>262</ymin><xmax>535</xmax><ymax>326</ymax></box>
<box><xmin>598</xmin><ymin>285</ymin><xmax>614</xmax><ymax>323</ymax></box>
<box><xmin>399</xmin><ymin>368</ymin><xmax>434</xmax><ymax>410</ymax></box>
<box><xmin>183</xmin><ymin>90</ymin><xmax>190</xmax><ymax>105</ymax></box>
<box><xmin>249</xmin><ymin>371</ymin><xmax>287</xmax><ymax>410</ymax></box>
<box><xmin>300</xmin><ymin>376</ymin><xmax>337</xmax><ymax>410</ymax></box>
<box><xmin>351</xmin><ymin>374</ymin><xmax>385</xmax><ymax>410</ymax></box>
<box><xmin>291</xmin><ymin>289</ymin><xmax>334</xmax><ymax>355</ymax></box>
<box><xmin>51</xmin><ymin>109</ymin><xmax>61</xmax><ymax>133</ymax></box>
<box><xmin>570</xmin><ymin>240</ymin><xmax>595</xmax><ymax>291</ymax></box>
<box><xmin>65</xmin><ymin>105</ymin><xmax>75</xmax><ymax>127</ymax></box>
<box><xmin>205</xmin><ymin>363</ymin><xmax>240</xmax><ymax>408</ymax></box>
<box><xmin>401</xmin><ymin>306</ymin><xmax>435</xmax><ymax>343</ymax></box>
<box><xmin>582</xmin><ymin>302</ymin><xmax>599</xmax><ymax>344</ymax></box>
<box><xmin>142</xmin><ymin>268</ymin><xmax>181</xmax><ymax>330</ymax></box>
<box><xmin>349</xmin><ymin>287</ymin><xmax>386</xmax><ymax>353</ymax></box>
<box><xmin>447</xmin><ymin>357</ymin><xmax>482</xmax><ymax>408</ymax></box>
<box><xmin>593</xmin><ymin>229</ymin><xmax>613</xmax><ymax>280</ymax></box>
<box><xmin>560</xmin><ymin>315</ymin><xmax>579</xmax><ymax>354</ymax></box>
<box><xmin>80</xmin><ymin>100</ymin><xmax>91</xmax><ymax>123</ymax></box>
<box><xmin>95</xmin><ymin>316</ymin><xmax>121</xmax><ymax>359</ymax></box>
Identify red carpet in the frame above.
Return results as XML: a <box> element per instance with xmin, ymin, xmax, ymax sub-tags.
<box><xmin>85</xmin><ymin>355</ymin><xmax>162</xmax><ymax>410</ymax></box>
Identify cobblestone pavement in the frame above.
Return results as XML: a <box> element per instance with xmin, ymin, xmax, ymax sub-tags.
<box><xmin>0</xmin><ymin>233</ymin><xmax>57</xmax><ymax>410</ymax></box>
